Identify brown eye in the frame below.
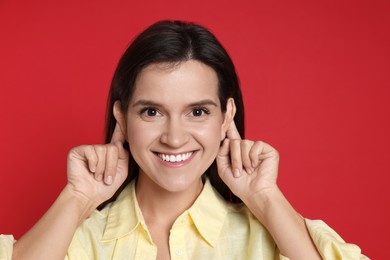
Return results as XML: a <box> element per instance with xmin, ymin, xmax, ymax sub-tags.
<box><xmin>146</xmin><ymin>108</ymin><xmax>157</xmax><ymax>116</ymax></box>
<box><xmin>140</xmin><ymin>107</ymin><xmax>160</xmax><ymax>117</ymax></box>
<box><xmin>190</xmin><ymin>107</ymin><xmax>210</xmax><ymax>117</ymax></box>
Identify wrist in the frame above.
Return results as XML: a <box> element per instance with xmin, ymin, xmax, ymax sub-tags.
<box><xmin>62</xmin><ymin>185</ymin><xmax>97</xmax><ymax>223</ymax></box>
<box><xmin>242</xmin><ymin>185</ymin><xmax>283</xmax><ymax>223</ymax></box>
<box><xmin>244</xmin><ymin>186</ymin><xmax>321</xmax><ymax>259</ymax></box>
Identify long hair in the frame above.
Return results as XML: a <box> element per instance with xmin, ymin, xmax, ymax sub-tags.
<box><xmin>99</xmin><ymin>20</ymin><xmax>245</xmax><ymax>209</ymax></box>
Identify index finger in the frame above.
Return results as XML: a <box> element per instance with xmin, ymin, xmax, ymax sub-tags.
<box><xmin>110</xmin><ymin>122</ymin><xmax>126</xmax><ymax>144</ymax></box>
<box><xmin>226</xmin><ymin>120</ymin><xmax>242</xmax><ymax>140</ymax></box>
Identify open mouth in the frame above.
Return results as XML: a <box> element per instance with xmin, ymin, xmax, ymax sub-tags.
<box><xmin>157</xmin><ymin>152</ymin><xmax>194</xmax><ymax>163</ymax></box>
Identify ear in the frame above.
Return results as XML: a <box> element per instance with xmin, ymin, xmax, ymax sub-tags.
<box><xmin>221</xmin><ymin>98</ymin><xmax>236</xmax><ymax>140</ymax></box>
<box><xmin>113</xmin><ymin>100</ymin><xmax>127</xmax><ymax>139</ymax></box>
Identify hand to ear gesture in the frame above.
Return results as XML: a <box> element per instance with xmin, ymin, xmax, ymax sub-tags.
<box><xmin>66</xmin><ymin>123</ymin><xmax>129</xmax><ymax>208</ymax></box>
<box><xmin>216</xmin><ymin>121</ymin><xmax>280</xmax><ymax>203</ymax></box>
<box><xmin>217</xmin><ymin>122</ymin><xmax>323</xmax><ymax>259</ymax></box>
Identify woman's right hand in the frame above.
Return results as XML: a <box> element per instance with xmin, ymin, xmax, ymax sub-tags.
<box><xmin>65</xmin><ymin>123</ymin><xmax>129</xmax><ymax>209</ymax></box>
<box><xmin>12</xmin><ymin>123</ymin><xmax>129</xmax><ymax>260</ymax></box>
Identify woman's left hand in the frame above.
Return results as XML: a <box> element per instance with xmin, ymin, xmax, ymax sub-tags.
<box><xmin>216</xmin><ymin>121</ymin><xmax>280</xmax><ymax>202</ymax></box>
<box><xmin>217</xmin><ymin>122</ymin><xmax>323</xmax><ymax>260</ymax></box>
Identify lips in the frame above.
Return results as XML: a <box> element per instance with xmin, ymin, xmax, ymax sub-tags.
<box><xmin>158</xmin><ymin>152</ymin><xmax>193</xmax><ymax>162</ymax></box>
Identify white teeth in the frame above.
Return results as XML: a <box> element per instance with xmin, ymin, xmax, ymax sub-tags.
<box><xmin>159</xmin><ymin>152</ymin><xmax>193</xmax><ymax>162</ymax></box>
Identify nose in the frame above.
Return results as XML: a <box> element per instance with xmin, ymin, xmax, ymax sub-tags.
<box><xmin>160</xmin><ymin>117</ymin><xmax>190</xmax><ymax>148</ymax></box>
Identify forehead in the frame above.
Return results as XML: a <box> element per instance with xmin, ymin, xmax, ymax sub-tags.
<box><xmin>131</xmin><ymin>60</ymin><xmax>219</xmax><ymax>103</ymax></box>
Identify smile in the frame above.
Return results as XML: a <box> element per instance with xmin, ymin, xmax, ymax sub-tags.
<box><xmin>158</xmin><ymin>152</ymin><xmax>193</xmax><ymax>162</ymax></box>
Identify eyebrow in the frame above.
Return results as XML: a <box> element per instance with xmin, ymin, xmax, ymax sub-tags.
<box><xmin>131</xmin><ymin>99</ymin><xmax>219</xmax><ymax>108</ymax></box>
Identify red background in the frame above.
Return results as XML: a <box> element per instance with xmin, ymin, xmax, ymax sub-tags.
<box><xmin>0</xmin><ymin>0</ymin><xmax>389</xmax><ymax>258</ymax></box>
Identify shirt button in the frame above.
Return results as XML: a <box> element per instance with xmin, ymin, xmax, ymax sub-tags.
<box><xmin>175</xmin><ymin>248</ymin><xmax>183</xmax><ymax>256</ymax></box>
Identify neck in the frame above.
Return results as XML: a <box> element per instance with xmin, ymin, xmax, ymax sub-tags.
<box><xmin>135</xmin><ymin>174</ymin><xmax>204</xmax><ymax>227</ymax></box>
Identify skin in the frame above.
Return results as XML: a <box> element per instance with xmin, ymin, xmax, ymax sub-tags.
<box><xmin>12</xmin><ymin>60</ymin><xmax>321</xmax><ymax>260</ymax></box>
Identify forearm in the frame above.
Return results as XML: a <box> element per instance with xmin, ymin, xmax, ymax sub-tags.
<box><xmin>244</xmin><ymin>186</ymin><xmax>321</xmax><ymax>260</ymax></box>
<box><xmin>12</xmin><ymin>185</ymin><xmax>96</xmax><ymax>260</ymax></box>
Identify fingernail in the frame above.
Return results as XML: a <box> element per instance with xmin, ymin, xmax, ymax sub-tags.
<box><xmin>234</xmin><ymin>168</ymin><xmax>241</xmax><ymax>178</ymax></box>
<box><xmin>106</xmin><ymin>176</ymin><xmax>113</xmax><ymax>185</ymax></box>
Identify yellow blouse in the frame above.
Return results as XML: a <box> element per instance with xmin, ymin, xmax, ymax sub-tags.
<box><xmin>0</xmin><ymin>179</ymin><xmax>368</xmax><ymax>259</ymax></box>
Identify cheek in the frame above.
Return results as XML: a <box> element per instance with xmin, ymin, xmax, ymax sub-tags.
<box><xmin>126</xmin><ymin>124</ymin><xmax>138</xmax><ymax>145</ymax></box>
<box><xmin>192</xmin><ymin>121</ymin><xmax>223</xmax><ymax>146</ymax></box>
<box><xmin>126</xmin><ymin>122</ymin><xmax>158</xmax><ymax>147</ymax></box>
<box><xmin>126</xmin><ymin>124</ymin><xmax>159</xmax><ymax>166</ymax></box>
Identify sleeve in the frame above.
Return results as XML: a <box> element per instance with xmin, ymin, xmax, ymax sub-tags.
<box><xmin>0</xmin><ymin>235</ymin><xmax>14</xmax><ymax>260</ymax></box>
<box><xmin>305</xmin><ymin>219</ymin><xmax>370</xmax><ymax>260</ymax></box>
<box><xmin>0</xmin><ymin>234</ymin><xmax>89</xmax><ymax>260</ymax></box>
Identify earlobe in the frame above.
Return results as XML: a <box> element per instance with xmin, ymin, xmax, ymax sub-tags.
<box><xmin>113</xmin><ymin>101</ymin><xmax>127</xmax><ymax>138</ymax></box>
<box><xmin>221</xmin><ymin>98</ymin><xmax>236</xmax><ymax>140</ymax></box>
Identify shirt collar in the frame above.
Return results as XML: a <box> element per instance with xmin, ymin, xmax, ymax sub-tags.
<box><xmin>188</xmin><ymin>178</ymin><xmax>228</xmax><ymax>247</ymax></box>
<box><xmin>101</xmin><ymin>181</ymin><xmax>142</xmax><ymax>242</ymax></box>
<box><xmin>101</xmin><ymin>178</ymin><xmax>228</xmax><ymax>247</ymax></box>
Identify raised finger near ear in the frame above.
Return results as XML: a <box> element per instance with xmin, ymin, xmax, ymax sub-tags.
<box><xmin>226</xmin><ymin>120</ymin><xmax>242</xmax><ymax>140</ymax></box>
<box><xmin>111</xmin><ymin>122</ymin><xmax>126</xmax><ymax>144</ymax></box>
<box><xmin>241</xmin><ymin>140</ymin><xmax>255</xmax><ymax>174</ymax></box>
<box><xmin>94</xmin><ymin>145</ymin><xmax>107</xmax><ymax>182</ymax></box>
<box><xmin>217</xmin><ymin>139</ymin><xmax>235</xmax><ymax>181</ymax></box>
<box><xmin>81</xmin><ymin>145</ymin><xmax>98</xmax><ymax>173</ymax></box>
<box><xmin>229</xmin><ymin>139</ymin><xmax>243</xmax><ymax>177</ymax></box>
<box><xmin>103</xmin><ymin>144</ymin><xmax>119</xmax><ymax>185</ymax></box>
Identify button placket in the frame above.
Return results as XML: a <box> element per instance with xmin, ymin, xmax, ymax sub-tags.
<box><xmin>170</xmin><ymin>216</ymin><xmax>188</xmax><ymax>260</ymax></box>
<box><xmin>175</xmin><ymin>248</ymin><xmax>184</xmax><ymax>256</ymax></box>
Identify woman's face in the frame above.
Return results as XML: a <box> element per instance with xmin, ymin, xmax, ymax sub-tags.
<box><xmin>117</xmin><ymin>60</ymin><xmax>233</xmax><ymax>194</ymax></box>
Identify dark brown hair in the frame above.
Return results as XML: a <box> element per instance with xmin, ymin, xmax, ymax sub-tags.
<box><xmin>100</xmin><ymin>20</ymin><xmax>245</xmax><ymax>208</ymax></box>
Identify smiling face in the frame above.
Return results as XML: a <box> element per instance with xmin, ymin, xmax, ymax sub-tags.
<box><xmin>115</xmin><ymin>60</ymin><xmax>234</xmax><ymax>195</ymax></box>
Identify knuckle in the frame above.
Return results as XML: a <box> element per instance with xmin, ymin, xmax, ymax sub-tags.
<box><xmin>243</xmin><ymin>139</ymin><xmax>253</xmax><ymax>145</ymax></box>
<box><xmin>241</xmin><ymin>140</ymin><xmax>253</xmax><ymax>149</ymax></box>
<box><xmin>231</xmin><ymin>156</ymin><xmax>242</xmax><ymax>166</ymax></box>
<box><xmin>254</xmin><ymin>140</ymin><xmax>263</xmax><ymax>146</ymax></box>
<box><xmin>249</xmin><ymin>148</ymin><xmax>257</xmax><ymax>158</ymax></box>
<box><xmin>107</xmin><ymin>144</ymin><xmax>118</xmax><ymax>154</ymax></box>
<box><xmin>94</xmin><ymin>145</ymin><xmax>105</xmax><ymax>153</ymax></box>
<box><xmin>67</xmin><ymin>147</ymin><xmax>77</xmax><ymax>158</ymax></box>
<box><xmin>229</xmin><ymin>139</ymin><xmax>240</xmax><ymax>148</ymax></box>
<box><xmin>68</xmin><ymin>145</ymin><xmax>86</xmax><ymax>160</ymax></box>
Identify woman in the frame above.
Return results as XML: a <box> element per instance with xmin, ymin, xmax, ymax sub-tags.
<box><xmin>1</xmin><ymin>20</ymin><xmax>368</xmax><ymax>259</ymax></box>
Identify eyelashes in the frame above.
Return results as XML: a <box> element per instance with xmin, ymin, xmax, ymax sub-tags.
<box><xmin>139</xmin><ymin>107</ymin><xmax>160</xmax><ymax>117</ymax></box>
<box><xmin>138</xmin><ymin>106</ymin><xmax>211</xmax><ymax>118</ymax></box>
<box><xmin>190</xmin><ymin>107</ymin><xmax>210</xmax><ymax>117</ymax></box>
